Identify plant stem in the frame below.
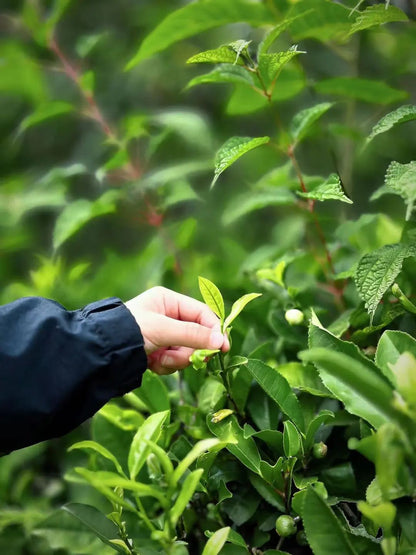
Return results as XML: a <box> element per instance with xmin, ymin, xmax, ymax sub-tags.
<box><xmin>217</xmin><ymin>353</ymin><xmax>240</xmax><ymax>416</ymax></box>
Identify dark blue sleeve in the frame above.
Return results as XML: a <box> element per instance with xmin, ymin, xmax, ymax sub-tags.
<box><xmin>0</xmin><ymin>297</ymin><xmax>148</xmax><ymax>454</ymax></box>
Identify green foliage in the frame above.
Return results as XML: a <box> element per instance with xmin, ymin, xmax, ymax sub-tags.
<box><xmin>2</xmin><ymin>0</ymin><xmax>416</xmax><ymax>554</ymax></box>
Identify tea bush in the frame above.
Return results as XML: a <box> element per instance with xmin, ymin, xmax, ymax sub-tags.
<box><xmin>1</xmin><ymin>1</ymin><xmax>416</xmax><ymax>554</ymax></box>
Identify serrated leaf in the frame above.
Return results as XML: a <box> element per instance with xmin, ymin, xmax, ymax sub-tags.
<box><xmin>223</xmin><ymin>293</ymin><xmax>262</xmax><ymax>330</ymax></box>
<box><xmin>19</xmin><ymin>101</ymin><xmax>73</xmax><ymax>134</ymax></box>
<box><xmin>349</xmin><ymin>4</ymin><xmax>408</xmax><ymax>36</ymax></box>
<box><xmin>355</xmin><ymin>243</ymin><xmax>416</xmax><ymax>321</ymax></box>
<box><xmin>212</xmin><ymin>136</ymin><xmax>270</xmax><ymax>187</ymax></box>
<box><xmin>198</xmin><ymin>276</ymin><xmax>225</xmax><ymax>321</ymax></box>
<box><xmin>246</xmin><ymin>359</ymin><xmax>305</xmax><ymax>432</ymax></box>
<box><xmin>315</xmin><ymin>77</ymin><xmax>407</xmax><ymax>105</ymax></box>
<box><xmin>287</xmin><ymin>0</ymin><xmax>352</xmax><ymax>42</ymax></box>
<box><xmin>186</xmin><ymin>64</ymin><xmax>255</xmax><ymax>90</ymax></box>
<box><xmin>68</xmin><ymin>441</ymin><xmax>125</xmax><ymax>477</ymax></box>
<box><xmin>303</xmin><ymin>487</ymin><xmax>358</xmax><ymax>555</ymax></box>
<box><xmin>298</xmin><ymin>174</ymin><xmax>352</xmax><ymax>204</ymax></box>
<box><xmin>382</xmin><ymin>161</ymin><xmax>416</xmax><ymax>220</ymax></box>
<box><xmin>258</xmin><ymin>47</ymin><xmax>304</xmax><ymax>90</ymax></box>
<box><xmin>187</xmin><ymin>45</ymin><xmax>245</xmax><ymax>65</ymax></box>
<box><xmin>53</xmin><ymin>190</ymin><xmax>120</xmax><ymax>250</ymax></box>
<box><xmin>202</xmin><ymin>527</ymin><xmax>230</xmax><ymax>555</ymax></box>
<box><xmin>290</xmin><ymin>102</ymin><xmax>333</xmax><ymax>145</ymax></box>
<box><xmin>366</xmin><ymin>105</ymin><xmax>416</xmax><ymax>146</ymax></box>
<box><xmin>258</xmin><ymin>15</ymin><xmax>307</xmax><ymax>57</ymax></box>
<box><xmin>126</xmin><ymin>0</ymin><xmax>274</xmax><ymax>68</ymax></box>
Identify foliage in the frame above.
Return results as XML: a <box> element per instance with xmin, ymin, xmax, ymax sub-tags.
<box><xmin>1</xmin><ymin>0</ymin><xmax>416</xmax><ymax>554</ymax></box>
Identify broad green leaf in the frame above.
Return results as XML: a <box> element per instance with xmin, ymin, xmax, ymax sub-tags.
<box><xmin>68</xmin><ymin>441</ymin><xmax>125</xmax><ymax>476</ymax></box>
<box><xmin>186</xmin><ymin>64</ymin><xmax>255</xmax><ymax>90</ymax></box>
<box><xmin>187</xmin><ymin>45</ymin><xmax>245</xmax><ymax>65</ymax></box>
<box><xmin>222</xmin><ymin>189</ymin><xmax>296</xmax><ymax>226</ymax></box>
<box><xmin>305</xmin><ymin>410</ymin><xmax>335</xmax><ymax>451</ymax></box>
<box><xmin>389</xmin><ymin>352</ymin><xmax>416</xmax><ymax>408</ymax></box>
<box><xmin>202</xmin><ymin>527</ymin><xmax>230</xmax><ymax>555</ymax></box>
<box><xmin>283</xmin><ymin>421</ymin><xmax>302</xmax><ymax>457</ymax></box>
<box><xmin>172</xmin><ymin>438</ymin><xmax>222</xmax><ymax>483</ymax></box>
<box><xmin>300</xmin><ymin>348</ymin><xmax>400</xmax><ymax>429</ymax></box>
<box><xmin>223</xmin><ymin>293</ymin><xmax>262</xmax><ymax>330</ymax></box>
<box><xmin>19</xmin><ymin>101</ymin><xmax>73</xmax><ymax>133</ymax></box>
<box><xmin>32</xmin><ymin>504</ymin><xmax>120</xmax><ymax>554</ymax></box>
<box><xmin>303</xmin><ymin>487</ymin><xmax>358</xmax><ymax>555</ymax></box>
<box><xmin>258</xmin><ymin>15</ymin><xmax>307</xmax><ymax>57</ymax></box>
<box><xmin>139</xmin><ymin>160</ymin><xmax>212</xmax><ymax>190</ymax></box>
<box><xmin>134</xmin><ymin>369</ymin><xmax>170</xmax><ymax>412</ymax></box>
<box><xmin>376</xmin><ymin>330</ymin><xmax>416</xmax><ymax>386</ymax></box>
<box><xmin>287</xmin><ymin>0</ymin><xmax>352</xmax><ymax>42</ymax></box>
<box><xmin>372</xmin><ymin>161</ymin><xmax>416</xmax><ymax>220</ymax></box>
<box><xmin>375</xmin><ymin>423</ymin><xmax>408</xmax><ymax>499</ymax></box>
<box><xmin>98</xmin><ymin>402</ymin><xmax>144</xmax><ymax>430</ymax></box>
<box><xmin>290</xmin><ymin>102</ymin><xmax>333</xmax><ymax>145</ymax></box>
<box><xmin>366</xmin><ymin>105</ymin><xmax>416</xmax><ymax>146</ymax></box>
<box><xmin>358</xmin><ymin>501</ymin><xmax>396</xmax><ymax>533</ymax></box>
<box><xmin>355</xmin><ymin>243</ymin><xmax>416</xmax><ymax>321</ymax></box>
<box><xmin>349</xmin><ymin>4</ymin><xmax>408</xmax><ymax>36</ymax></box>
<box><xmin>144</xmin><ymin>440</ymin><xmax>174</xmax><ymax>481</ymax></box>
<box><xmin>249</xmin><ymin>474</ymin><xmax>285</xmax><ymax>511</ymax></box>
<box><xmin>207</xmin><ymin>415</ymin><xmax>261</xmax><ymax>474</ymax></box>
<box><xmin>315</xmin><ymin>77</ymin><xmax>407</xmax><ymax>105</ymax></box>
<box><xmin>53</xmin><ymin>190</ymin><xmax>120</xmax><ymax>250</ymax></box>
<box><xmin>198</xmin><ymin>276</ymin><xmax>225</xmax><ymax>321</ymax></box>
<box><xmin>297</xmin><ymin>173</ymin><xmax>352</xmax><ymax>204</ymax></box>
<box><xmin>198</xmin><ymin>378</ymin><xmax>226</xmax><ymax>414</ymax></box>
<box><xmin>246</xmin><ymin>359</ymin><xmax>305</xmax><ymax>432</ymax></box>
<box><xmin>212</xmin><ymin>136</ymin><xmax>270</xmax><ymax>188</ymax></box>
<box><xmin>277</xmin><ymin>362</ymin><xmax>332</xmax><ymax>398</ymax></box>
<box><xmin>170</xmin><ymin>469</ymin><xmax>204</xmax><ymax>527</ymax></box>
<box><xmin>258</xmin><ymin>47</ymin><xmax>304</xmax><ymax>90</ymax></box>
<box><xmin>128</xmin><ymin>410</ymin><xmax>170</xmax><ymax>480</ymax></box>
<box><xmin>126</xmin><ymin>0</ymin><xmax>275</xmax><ymax>68</ymax></box>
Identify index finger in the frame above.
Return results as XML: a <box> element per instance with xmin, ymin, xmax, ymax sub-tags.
<box><xmin>163</xmin><ymin>289</ymin><xmax>221</xmax><ymax>328</ymax></box>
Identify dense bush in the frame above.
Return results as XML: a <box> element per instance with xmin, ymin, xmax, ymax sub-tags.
<box><xmin>1</xmin><ymin>1</ymin><xmax>416</xmax><ymax>554</ymax></box>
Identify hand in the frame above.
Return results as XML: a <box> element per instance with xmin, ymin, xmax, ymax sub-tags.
<box><xmin>125</xmin><ymin>286</ymin><xmax>230</xmax><ymax>375</ymax></box>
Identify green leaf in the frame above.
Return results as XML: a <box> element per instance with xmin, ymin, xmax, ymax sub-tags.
<box><xmin>258</xmin><ymin>16</ymin><xmax>306</xmax><ymax>57</ymax></box>
<box><xmin>223</xmin><ymin>293</ymin><xmax>262</xmax><ymax>330</ymax></box>
<box><xmin>134</xmin><ymin>370</ymin><xmax>170</xmax><ymax>412</ymax></box>
<box><xmin>249</xmin><ymin>474</ymin><xmax>285</xmax><ymax>511</ymax></box>
<box><xmin>128</xmin><ymin>410</ymin><xmax>170</xmax><ymax>480</ymax></box>
<box><xmin>287</xmin><ymin>0</ymin><xmax>352</xmax><ymax>42</ymax></box>
<box><xmin>170</xmin><ymin>469</ymin><xmax>204</xmax><ymax>527</ymax></box>
<box><xmin>202</xmin><ymin>527</ymin><xmax>230</xmax><ymax>555</ymax></box>
<box><xmin>186</xmin><ymin>64</ymin><xmax>255</xmax><ymax>90</ymax></box>
<box><xmin>19</xmin><ymin>101</ymin><xmax>73</xmax><ymax>133</ymax></box>
<box><xmin>389</xmin><ymin>352</ymin><xmax>416</xmax><ymax>408</ymax></box>
<box><xmin>187</xmin><ymin>45</ymin><xmax>245</xmax><ymax>65</ymax></box>
<box><xmin>172</xmin><ymin>438</ymin><xmax>222</xmax><ymax>484</ymax></box>
<box><xmin>290</xmin><ymin>102</ymin><xmax>333</xmax><ymax>145</ymax></box>
<box><xmin>207</xmin><ymin>415</ymin><xmax>261</xmax><ymax>474</ymax></box>
<box><xmin>68</xmin><ymin>441</ymin><xmax>125</xmax><ymax>476</ymax></box>
<box><xmin>305</xmin><ymin>410</ymin><xmax>335</xmax><ymax>451</ymax></box>
<box><xmin>222</xmin><ymin>189</ymin><xmax>296</xmax><ymax>226</ymax></box>
<box><xmin>283</xmin><ymin>421</ymin><xmax>302</xmax><ymax>457</ymax></box>
<box><xmin>198</xmin><ymin>378</ymin><xmax>226</xmax><ymax>414</ymax></box>
<box><xmin>358</xmin><ymin>501</ymin><xmax>396</xmax><ymax>534</ymax></box>
<box><xmin>297</xmin><ymin>173</ymin><xmax>352</xmax><ymax>204</ymax></box>
<box><xmin>126</xmin><ymin>0</ymin><xmax>275</xmax><ymax>68</ymax></box>
<box><xmin>365</xmin><ymin>105</ymin><xmax>416</xmax><ymax>146</ymax></box>
<box><xmin>212</xmin><ymin>136</ymin><xmax>270</xmax><ymax>188</ymax></box>
<box><xmin>315</xmin><ymin>77</ymin><xmax>407</xmax><ymax>105</ymax></box>
<box><xmin>246</xmin><ymin>359</ymin><xmax>305</xmax><ymax>432</ymax></box>
<box><xmin>303</xmin><ymin>487</ymin><xmax>358</xmax><ymax>555</ymax></box>
<box><xmin>277</xmin><ymin>362</ymin><xmax>332</xmax><ymax>398</ymax></box>
<box><xmin>190</xmin><ymin>349</ymin><xmax>220</xmax><ymax>371</ymax></box>
<box><xmin>375</xmin><ymin>161</ymin><xmax>416</xmax><ymax>220</ymax></box>
<box><xmin>53</xmin><ymin>190</ymin><xmax>120</xmax><ymax>250</ymax></box>
<box><xmin>355</xmin><ymin>243</ymin><xmax>416</xmax><ymax>322</ymax></box>
<box><xmin>258</xmin><ymin>47</ymin><xmax>305</xmax><ymax>90</ymax></box>
<box><xmin>349</xmin><ymin>4</ymin><xmax>408</xmax><ymax>36</ymax></box>
<box><xmin>376</xmin><ymin>330</ymin><xmax>416</xmax><ymax>386</ymax></box>
<box><xmin>198</xmin><ymin>276</ymin><xmax>225</xmax><ymax>321</ymax></box>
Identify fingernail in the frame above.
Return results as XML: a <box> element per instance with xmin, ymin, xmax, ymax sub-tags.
<box><xmin>209</xmin><ymin>330</ymin><xmax>224</xmax><ymax>349</ymax></box>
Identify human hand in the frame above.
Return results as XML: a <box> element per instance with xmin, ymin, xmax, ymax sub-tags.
<box><xmin>125</xmin><ymin>286</ymin><xmax>230</xmax><ymax>375</ymax></box>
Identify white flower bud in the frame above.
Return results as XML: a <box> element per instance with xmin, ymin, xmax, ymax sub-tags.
<box><xmin>285</xmin><ymin>308</ymin><xmax>304</xmax><ymax>326</ymax></box>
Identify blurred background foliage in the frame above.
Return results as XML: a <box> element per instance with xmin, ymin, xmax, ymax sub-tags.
<box><xmin>0</xmin><ymin>0</ymin><xmax>415</xmax><ymax>552</ymax></box>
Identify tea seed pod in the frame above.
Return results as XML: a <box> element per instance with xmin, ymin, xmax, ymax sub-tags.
<box><xmin>275</xmin><ymin>514</ymin><xmax>297</xmax><ymax>537</ymax></box>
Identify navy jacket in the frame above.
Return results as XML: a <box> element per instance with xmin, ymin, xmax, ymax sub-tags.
<box><xmin>0</xmin><ymin>297</ymin><xmax>148</xmax><ymax>454</ymax></box>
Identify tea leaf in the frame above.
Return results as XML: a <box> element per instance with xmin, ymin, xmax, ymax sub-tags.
<box><xmin>303</xmin><ymin>487</ymin><xmax>358</xmax><ymax>554</ymax></box>
<box><xmin>365</xmin><ymin>105</ymin><xmax>416</xmax><ymax>146</ymax></box>
<box><xmin>246</xmin><ymin>360</ymin><xmax>305</xmax><ymax>432</ymax></box>
<box><xmin>202</xmin><ymin>527</ymin><xmax>230</xmax><ymax>555</ymax></box>
<box><xmin>68</xmin><ymin>441</ymin><xmax>125</xmax><ymax>477</ymax></box>
<box><xmin>372</xmin><ymin>161</ymin><xmax>416</xmax><ymax>220</ymax></box>
<box><xmin>212</xmin><ymin>136</ymin><xmax>270</xmax><ymax>188</ymax></box>
<box><xmin>134</xmin><ymin>370</ymin><xmax>170</xmax><ymax>413</ymax></box>
<box><xmin>349</xmin><ymin>4</ymin><xmax>407</xmax><ymax>36</ymax></box>
<box><xmin>172</xmin><ymin>438</ymin><xmax>222</xmax><ymax>483</ymax></box>
<box><xmin>223</xmin><ymin>293</ymin><xmax>262</xmax><ymax>330</ymax></box>
<box><xmin>187</xmin><ymin>45</ymin><xmax>245</xmax><ymax>66</ymax></box>
<box><xmin>290</xmin><ymin>102</ymin><xmax>333</xmax><ymax>145</ymax></box>
<box><xmin>198</xmin><ymin>276</ymin><xmax>225</xmax><ymax>321</ymax></box>
<box><xmin>19</xmin><ymin>101</ymin><xmax>73</xmax><ymax>134</ymax></box>
<box><xmin>186</xmin><ymin>64</ymin><xmax>255</xmax><ymax>90</ymax></box>
<box><xmin>315</xmin><ymin>77</ymin><xmax>407</xmax><ymax>105</ymax></box>
<box><xmin>283</xmin><ymin>421</ymin><xmax>302</xmax><ymax>458</ymax></box>
<box><xmin>258</xmin><ymin>47</ymin><xmax>304</xmax><ymax>89</ymax></box>
<box><xmin>376</xmin><ymin>330</ymin><xmax>416</xmax><ymax>386</ymax></box>
<box><xmin>287</xmin><ymin>0</ymin><xmax>352</xmax><ymax>42</ymax></box>
<box><xmin>126</xmin><ymin>0</ymin><xmax>274</xmax><ymax>68</ymax></box>
<box><xmin>170</xmin><ymin>469</ymin><xmax>204</xmax><ymax>527</ymax></box>
<box><xmin>305</xmin><ymin>410</ymin><xmax>335</xmax><ymax>451</ymax></box>
<box><xmin>277</xmin><ymin>362</ymin><xmax>332</xmax><ymax>398</ymax></box>
<box><xmin>355</xmin><ymin>243</ymin><xmax>416</xmax><ymax>321</ymax></box>
<box><xmin>298</xmin><ymin>173</ymin><xmax>352</xmax><ymax>204</ymax></box>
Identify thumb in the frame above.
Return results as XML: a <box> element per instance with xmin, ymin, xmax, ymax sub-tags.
<box><xmin>141</xmin><ymin>313</ymin><xmax>225</xmax><ymax>352</ymax></box>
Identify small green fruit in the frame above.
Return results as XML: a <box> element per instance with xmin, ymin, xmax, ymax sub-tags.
<box><xmin>285</xmin><ymin>308</ymin><xmax>304</xmax><ymax>325</ymax></box>
<box><xmin>313</xmin><ymin>441</ymin><xmax>328</xmax><ymax>459</ymax></box>
<box><xmin>275</xmin><ymin>514</ymin><xmax>297</xmax><ymax>537</ymax></box>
